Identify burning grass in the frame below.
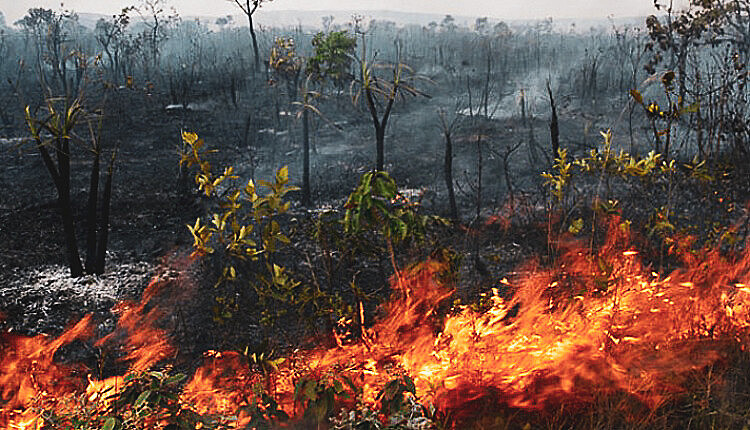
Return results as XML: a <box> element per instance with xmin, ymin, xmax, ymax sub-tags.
<box><xmin>4</xmin><ymin>221</ymin><xmax>750</xmax><ymax>429</ymax></box>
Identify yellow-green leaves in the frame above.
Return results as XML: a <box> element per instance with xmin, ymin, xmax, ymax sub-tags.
<box><xmin>276</xmin><ymin>165</ymin><xmax>289</xmax><ymax>183</ymax></box>
<box><xmin>683</xmin><ymin>156</ymin><xmax>714</xmax><ymax>182</ymax></box>
<box><xmin>24</xmin><ymin>106</ymin><xmax>38</xmax><ymax>138</ymax></box>
<box><xmin>180</xmin><ymin>132</ymin><xmax>299</xmax><ymax>324</ymax></box>
<box><xmin>187</xmin><ymin>218</ymin><xmax>213</xmax><ymax>255</ymax></box>
<box><xmin>568</xmin><ymin>218</ymin><xmax>584</xmax><ymax>235</ymax></box>
<box><xmin>542</xmin><ymin>148</ymin><xmax>572</xmax><ymax>205</ymax></box>
<box><xmin>181</xmin><ymin>130</ymin><xmax>199</xmax><ymax>145</ymax></box>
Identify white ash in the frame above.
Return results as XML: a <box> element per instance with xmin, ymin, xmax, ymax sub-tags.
<box><xmin>0</xmin><ymin>261</ymin><xmax>157</xmax><ymax>335</ymax></box>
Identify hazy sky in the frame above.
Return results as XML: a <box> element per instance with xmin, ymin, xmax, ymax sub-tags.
<box><xmin>3</xmin><ymin>0</ymin><xmax>685</xmax><ymax>25</ymax></box>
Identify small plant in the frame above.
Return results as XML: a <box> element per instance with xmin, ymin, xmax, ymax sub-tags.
<box><xmin>294</xmin><ymin>372</ymin><xmax>355</xmax><ymax>425</ymax></box>
<box><xmin>237</xmin><ymin>382</ymin><xmax>290</xmax><ymax>430</ymax></box>
<box><xmin>344</xmin><ymin>171</ymin><xmax>446</xmax><ymax>278</ymax></box>
<box><xmin>344</xmin><ymin>171</ymin><xmax>439</xmax><ymax>247</ymax></box>
<box><xmin>180</xmin><ymin>132</ymin><xmax>354</xmax><ymax>331</ymax></box>
<box><xmin>100</xmin><ymin>371</ymin><xmax>206</xmax><ymax>430</ymax></box>
<box><xmin>180</xmin><ymin>131</ymin><xmax>301</xmax><ymax>325</ymax></box>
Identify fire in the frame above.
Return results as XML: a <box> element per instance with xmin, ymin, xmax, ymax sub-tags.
<box><xmin>3</xmin><ymin>226</ymin><xmax>750</xmax><ymax>427</ymax></box>
<box><xmin>269</xmin><ymin>226</ymin><xmax>750</xmax><ymax>419</ymax></box>
<box><xmin>0</xmin><ymin>315</ymin><xmax>95</xmax><ymax>429</ymax></box>
<box><xmin>0</xmin><ymin>257</ymin><xmax>191</xmax><ymax>429</ymax></box>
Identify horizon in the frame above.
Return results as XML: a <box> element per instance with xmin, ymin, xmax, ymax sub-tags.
<box><xmin>2</xmin><ymin>0</ymin><xmax>687</xmax><ymax>27</ymax></box>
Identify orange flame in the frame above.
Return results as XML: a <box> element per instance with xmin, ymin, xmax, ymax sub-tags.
<box><xmin>266</xmin><ymin>227</ymin><xmax>750</xmax><ymax>420</ymax></box>
<box><xmin>4</xmin><ymin>228</ymin><xmax>750</xmax><ymax>427</ymax></box>
<box><xmin>0</xmin><ymin>315</ymin><xmax>95</xmax><ymax>428</ymax></box>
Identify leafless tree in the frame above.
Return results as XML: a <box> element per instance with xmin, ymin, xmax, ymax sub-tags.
<box><xmin>229</xmin><ymin>0</ymin><xmax>273</xmax><ymax>73</ymax></box>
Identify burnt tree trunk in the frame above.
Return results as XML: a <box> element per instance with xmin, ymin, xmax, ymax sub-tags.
<box><xmin>547</xmin><ymin>82</ymin><xmax>560</xmax><ymax>160</ymax></box>
<box><xmin>375</xmin><ymin>126</ymin><xmax>385</xmax><ymax>172</ymax></box>
<box><xmin>56</xmin><ymin>137</ymin><xmax>84</xmax><ymax>277</ymax></box>
<box><xmin>95</xmin><ymin>150</ymin><xmax>116</xmax><ymax>274</ymax></box>
<box><xmin>85</xmin><ymin>141</ymin><xmax>100</xmax><ymax>273</ymax></box>
<box><xmin>302</xmin><ymin>108</ymin><xmax>311</xmax><ymax>206</ymax></box>
<box><xmin>247</xmin><ymin>11</ymin><xmax>260</xmax><ymax>73</ymax></box>
<box><xmin>365</xmin><ymin>86</ymin><xmax>396</xmax><ymax>172</ymax></box>
<box><xmin>444</xmin><ymin>129</ymin><xmax>457</xmax><ymax>219</ymax></box>
<box><xmin>476</xmin><ymin>133</ymin><xmax>483</xmax><ymax>220</ymax></box>
<box><xmin>483</xmin><ymin>41</ymin><xmax>492</xmax><ymax>118</ymax></box>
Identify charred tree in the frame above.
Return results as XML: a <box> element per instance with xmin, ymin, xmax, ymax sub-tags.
<box><xmin>84</xmin><ymin>125</ymin><xmax>101</xmax><ymax>274</ymax></box>
<box><xmin>95</xmin><ymin>150</ymin><xmax>117</xmax><ymax>274</ymax></box>
<box><xmin>302</xmin><ymin>107</ymin><xmax>311</xmax><ymax>206</ymax></box>
<box><xmin>547</xmin><ymin>81</ymin><xmax>560</xmax><ymax>160</ymax></box>
<box><xmin>26</xmin><ymin>96</ymin><xmax>116</xmax><ymax>277</ymax></box>
<box><xmin>231</xmin><ymin>0</ymin><xmax>272</xmax><ymax>73</ymax></box>
<box><xmin>438</xmin><ymin>109</ymin><xmax>459</xmax><ymax>219</ymax></box>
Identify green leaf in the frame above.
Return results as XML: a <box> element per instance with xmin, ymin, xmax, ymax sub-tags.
<box><xmin>134</xmin><ymin>390</ymin><xmax>152</xmax><ymax>409</ymax></box>
<box><xmin>391</xmin><ymin>218</ymin><xmax>408</xmax><ymax>241</ymax></box>
<box><xmin>372</xmin><ymin>174</ymin><xmax>397</xmax><ymax>198</ymax></box>
<box><xmin>304</xmin><ymin>380</ymin><xmax>317</xmax><ymax>401</ymax></box>
<box><xmin>403</xmin><ymin>375</ymin><xmax>416</xmax><ymax>394</ymax></box>
<box><xmin>102</xmin><ymin>417</ymin><xmax>117</xmax><ymax>430</ymax></box>
<box><xmin>164</xmin><ymin>373</ymin><xmax>187</xmax><ymax>386</ymax></box>
<box><xmin>680</xmin><ymin>102</ymin><xmax>700</xmax><ymax>114</ymax></box>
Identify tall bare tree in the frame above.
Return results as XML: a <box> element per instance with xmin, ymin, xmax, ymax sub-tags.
<box><xmin>137</xmin><ymin>0</ymin><xmax>178</xmax><ymax>77</ymax></box>
<box><xmin>16</xmin><ymin>8</ymin><xmax>77</xmax><ymax>96</ymax></box>
<box><xmin>438</xmin><ymin>108</ymin><xmax>460</xmax><ymax>219</ymax></box>
<box><xmin>95</xmin><ymin>7</ymin><xmax>133</xmax><ymax>84</ymax></box>
<box><xmin>230</xmin><ymin>0</ymin><xmax>272</xmax><ymax>73</ymax></box>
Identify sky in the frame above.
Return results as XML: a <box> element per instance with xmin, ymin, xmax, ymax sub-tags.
<box><xmin>2</xmin><ymin>0</ymin><xmax>687</xmax><ymax>25</ymax></box>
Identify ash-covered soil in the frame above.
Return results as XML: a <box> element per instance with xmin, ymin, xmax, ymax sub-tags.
<box><xmin>0</xmin><ymin>260</ymin><xmax>155</xmax><ymax>336</ymax></box>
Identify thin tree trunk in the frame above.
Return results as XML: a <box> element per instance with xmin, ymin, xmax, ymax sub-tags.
<box><xmin>34</xmin><ymin>132</ymin><xmax>81</xmax><ymax>277</ymax></box>
<box><xmin>444</xmin><ymin>130</ymin><xmax>457</xmax><ymax>219</ymax></box>
<box><xmin>484</xmin><ymin>41</ymin><xmax>491</xmax><ymax>118</ymax></box>
<box><xmin>58</xmin><ymin>187</ymin><xmax>83</xmax><ymax>277</ymax></box>
<box><xmin>302</xmin><ymin>108</ymin><xmax>311</xmax><ymax>206</ymax></box>
<box><xmin>95</xmin><ymin>150</ymin><xmax>116</xmax><ymax>274</ymax></box>
<box><xmin>547</xmin><ymin>82</ymin><xmax>559</xmax><ymax>160</ymax></box>
<box><xmin>248</xmin><ymin>13</ymin><xmax>260</xmax><ymax>73</ymax></box>
<box><xmin>58</xmin><ymin>137</ymin><xmax>83</xmax><ymax>277</ymax></box>
<box><xmin>85</xmin><ymin>143</ymin><xmax>100</xmax><ymax>273</ymax></box>
<box><xmin>476</xmin><ymin>134</ymin><xmax>483</xmax><ymax>220</ymax></box>
<box><xmin>364</xmin><ymin>86</ymin><xmax>394</xmax><ymax>172</ymax></box>
<box><xmin>376</xmin><ymin>126</ymin><xmax>385</xmax><ymax>172</ymax></box>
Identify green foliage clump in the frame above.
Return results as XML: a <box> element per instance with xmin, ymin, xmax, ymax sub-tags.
<box><xmin>344</xmin><ymin>171</ymin><xmax>440</xmax><ymax>246</ymax></box>
<box><xmin>180</xmin><ymin>131</ymin><xmax>306</xmax><ymax>326</ymax></box>
<box><xmin>295</xmin><ymin>372</ymin><xmax>356</xmax><ymax>425</ymax></box>
<box><xmin>307</xmin><ymin>30</ymin><xmax>357</xmax><ymax>86</ymax></box>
